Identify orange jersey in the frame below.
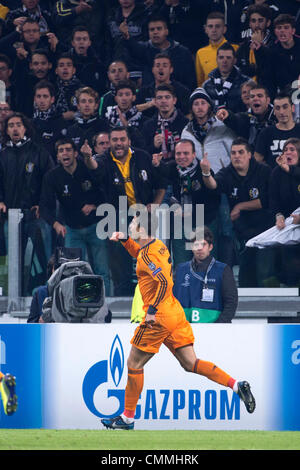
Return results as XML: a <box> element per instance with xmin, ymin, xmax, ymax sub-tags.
<box><xmin>122</xmin><ymin>237</ymin><xmax>183</xmax><ymax>318</ymax></box>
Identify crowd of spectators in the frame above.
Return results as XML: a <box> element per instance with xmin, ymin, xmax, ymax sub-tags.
<box><xmin>0</xmin><ymin>0</ymin><xmax>299</xmax><ymax>297</ymax></box>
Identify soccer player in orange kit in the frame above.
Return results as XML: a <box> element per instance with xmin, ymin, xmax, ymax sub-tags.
<box><xmin>101</xmin><ymin>212</ymin><xmax>255</xmax><ymax>430</ymax></box>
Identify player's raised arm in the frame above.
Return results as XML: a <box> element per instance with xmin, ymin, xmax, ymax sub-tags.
<box><xmin>110</xmin><ymin>232</ymin><xmax>141</xmax><ymax>259</ymax></box>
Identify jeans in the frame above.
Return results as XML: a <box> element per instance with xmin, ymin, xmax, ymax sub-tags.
<box><xmin>65</xmin><ymin>223</ymin><xmax>111</xmax><ymax>296</ymax></box>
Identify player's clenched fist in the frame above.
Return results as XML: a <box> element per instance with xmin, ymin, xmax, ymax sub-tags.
<box><xmin>110</xmin><ymin>231</ymin><xmax>126</xmax><ymax>242</ymax></box>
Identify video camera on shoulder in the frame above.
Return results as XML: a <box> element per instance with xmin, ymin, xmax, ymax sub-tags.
<box><xmin>43</xmin><ymin>247</ymin><xmax>105</xmax><ymax>323</ymax></box>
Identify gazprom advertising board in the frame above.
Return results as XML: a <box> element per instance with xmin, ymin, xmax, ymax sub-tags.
<box><xmin>0</xmin><ymin>323</ymin><xmax>300</xmax><ymax>430</ymax></box>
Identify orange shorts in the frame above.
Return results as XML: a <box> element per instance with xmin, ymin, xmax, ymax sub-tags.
<box><xmin>131</xmin><ymin>308</ymin><xmax>195</xmax><ymax>354</ymax></box>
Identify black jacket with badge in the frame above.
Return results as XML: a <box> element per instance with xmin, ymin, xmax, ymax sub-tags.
<box><xmin>91</xmin><ymin>147</ymin><xmax>167</xmax><ymax>211</ymax></box>
<box><xmin>214</xmin><ymin>157</ymin><xmax>273</xmax><ymax>241</ymax></box>
<box><xmin>39</xmin><ymin>158</ymin><xmax>105</xmax><ymax>229</ymax></box>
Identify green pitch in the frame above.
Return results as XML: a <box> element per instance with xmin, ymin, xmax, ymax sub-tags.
<box><xmin>0</xmin><ymin>430</ymin><xmax>300</xmax><ymax>450</ymax></box>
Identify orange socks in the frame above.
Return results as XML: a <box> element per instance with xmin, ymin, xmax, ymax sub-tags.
<box><xmin>122</xmin><ymin>360</ymin><xmax>236</xmax><ymax>420</ymax></box>
<box><xmin>193</xmin><ymin>358</ymin><xmax>236</xmax><ymax>389</ymax></box>
<box><xmin>123</xmin><ymin>367</ymin><xmax>144</xmax><ymax>419</ymax></box>
<box><xmin>0</xmin><ymin>371</ymin><xmax>4</xmax><ymax>381</ymax></box>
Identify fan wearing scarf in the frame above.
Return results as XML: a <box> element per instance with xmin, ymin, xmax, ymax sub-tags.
<box><xmin>152</xmin><ymin>139</ymin><xmax>220</xmax><ymax>267</ymax></box>
<box><xmin>203</xmin><ymin>42</ymin><xmax>250</xmax><ymax>114</ymax></box>
<box><xmin>105</xmin><ymin>79</ymin><xmax>148</xmax><ymax>150</ymax></box>
<box><xmin>142</xmin><ymin>83</ymin><xmax>189</xmax><ymax>162</ymax></box>
<box><xmin>54</xmin><ymin>52</ymin><xmax>83</xmax><ymax>121</ymax></box>
<box><xmin>33</xmin><ymin>79</ymin><xmax>69</xmax><ymax>162</ymax></box>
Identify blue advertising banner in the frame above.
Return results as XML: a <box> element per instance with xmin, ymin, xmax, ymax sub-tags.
<box><xmin>0</xmin><ymin>324</ymin><xmax>300</xmax><ymax>430</ymax></box>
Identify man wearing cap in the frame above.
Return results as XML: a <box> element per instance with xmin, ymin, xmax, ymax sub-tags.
<box><xmin>182</xmin><ymin>87</ymin><xmax>236</xmax><ymax>174</ymax></box>
<box><xmin>181</xmin><ymin>86</ymin><xmax>236</xmax><ymax>265</ymax></box>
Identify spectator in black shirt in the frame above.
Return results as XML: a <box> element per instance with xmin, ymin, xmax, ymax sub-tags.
<box><xmin>14</xmin><ymin>48</ymin><xmax>54</xmax><ymax>117</ymax></box>
<box><xmin>216</xmin><ymin>83</ymin><xmax>276</xmax><ymax>149</ymax></box>
<box><xmin>105</xmin><ymin>0</ymin><xmax>150</xmax><ymax>84</ymax></box>
<box><xmin>33</xmin><ymin>80</ymin><xmax>69</xmax><ymax>162</ymax></box>
<box><xmin>200</xmin><ymin>137</ymin><xmax>276</xmax><ymax>287</ymax></box>
<box><xmin>258</xmin><ymin>14</ymin><xmax>300</xmax><ymax>98</ymax></box>
<box><xmin>68</xmin><ymin>26</ymin><xmax>107</xmax><ymax>97</ymax></box>
<box><xmin>255</xmin><ymin>92</ymin><xmax>300</xmax><ymax>167</ymax></box>
<box><xmin>136</xmin><ymin>52</ymin><xmax>190</xmax><ymax>117</ymax></box>
<box><xmin>120</xmin><ymin>14</ymin><xmax>197</xmax><ymax>91</ymax></box>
